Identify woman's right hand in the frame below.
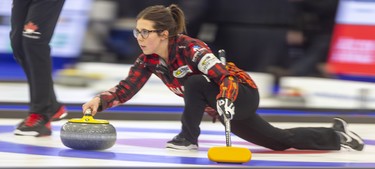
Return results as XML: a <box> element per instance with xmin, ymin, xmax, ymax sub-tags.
<box><xmin>82</xmin><ymin>96</ymin><xmax>101</xmax><ymax>116</ymax></box>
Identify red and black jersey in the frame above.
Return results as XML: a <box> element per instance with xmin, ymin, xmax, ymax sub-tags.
<box><xmin>98</xmin><ymin>34</ymin><xmax>257</xmax><ymax>111</ymax></box>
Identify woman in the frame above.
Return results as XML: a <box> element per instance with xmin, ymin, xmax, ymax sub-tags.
<box><xmin>82</xmin><ymin>4</ymin><xmax>364</xmax><ymax>151</ymax></box>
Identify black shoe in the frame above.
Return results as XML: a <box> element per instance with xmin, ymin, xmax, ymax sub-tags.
<box><xmin>14</xmin><ymin>113</ymin><xmax>52</xmax><ymax>137</ymax></box>
<box><xmin>166</xmin><ymin>134</ymin><xmax>198</xmax><ymax>150</ymax></box>
<box><xmin>332</xmin><ymin>117</ymin><xmax>364</xmax><ymax>151</ymax></box>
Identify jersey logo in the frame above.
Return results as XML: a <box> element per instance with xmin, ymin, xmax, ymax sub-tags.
<box><xmin>192</xmin><ymin>45</ymin><xmax>200</xmax><ymax>51</ymax></box>
<box><xmin>23</xmin><ymin>21</ymin><xmax>41</xmax><ymax>39</ymax></box>
<box><xmin>173</xmin><ymin>65</ymin><xmax>192</xmax><ymax>78</ymax></box>
<box><xmin>135</xmin><ymin>58</ymin><xmax>144</xmax><ymax>65</ymax></box>
<box><xmin>198</xmin><ymin>53</ymin><xmax>221</xmax><ymax>74</ymax></box>
<box><xmin>192</xmin><ymin>48</ymin><xmax>208</xmax><ymax>62</ymax></box>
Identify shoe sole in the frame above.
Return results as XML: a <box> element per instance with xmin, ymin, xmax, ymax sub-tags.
<box><xmin>14</xmin><ymin>129</ymin><xmax>51</xmax><ymax>137</ymax></box>
<box><xmin>166</xmin><ymin>143</ymin><xmax>198</xmax><ymax>151</ymax></box>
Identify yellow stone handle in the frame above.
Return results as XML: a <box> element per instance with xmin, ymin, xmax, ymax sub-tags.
<box><xmin>68</xmin><ymin>109</ymin><xmax>109</xmax><ymax>124</ymax></box>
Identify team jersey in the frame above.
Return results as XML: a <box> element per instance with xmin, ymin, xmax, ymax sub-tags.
<box><xmin>97</xmin><ymin>34</ymin><xmax>257</xmax><ymax>111</ymax></box>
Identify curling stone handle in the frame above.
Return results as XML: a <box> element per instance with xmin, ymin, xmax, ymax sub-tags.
<box><xmin>84</xmin><ymin>109</ymin><xmax>92</xmax><ymax>116</ymax></box>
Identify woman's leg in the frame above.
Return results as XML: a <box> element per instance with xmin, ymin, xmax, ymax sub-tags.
<box><xmin>180</xmin><ymin>75</ymin><xmax>219</xmax><ymax>143</ymax></box>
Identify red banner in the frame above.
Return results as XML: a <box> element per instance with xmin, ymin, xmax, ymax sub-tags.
<box><xmin>327</xmin><ymin>24</ymin><xmax>375</xmax><ymax>76</ymax></box>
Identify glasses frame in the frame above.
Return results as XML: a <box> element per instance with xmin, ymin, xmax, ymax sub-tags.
<box><xmin>133</xmin><ymin>29</ymin><xmax>163</xmax><ymax>39</ymax></box>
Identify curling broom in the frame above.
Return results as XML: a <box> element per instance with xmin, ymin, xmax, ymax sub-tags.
<box><xmin>207</xmin><ymin>49</ymin><xmax>252</xmax><ymax>164</ymax></box>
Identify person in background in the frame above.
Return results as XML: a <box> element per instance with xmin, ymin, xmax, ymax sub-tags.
<box><xmin>82</xmin><ymin>4</ymin><xmax>364</xmax><ymax>151</ymax></box>
<box><xmin>10</xmin><ymin>0</ymin><xmax>68</xmax><ymax>137</ymax></box>
<box><xmin>211</xmin><ymin>0</ymin><xmax>292</xmax><ymax>73</ymax></box>
<box><xmin>269</xmin><ymin>0</ymin><xmax>339</xmax><ymax>78</ymax></box>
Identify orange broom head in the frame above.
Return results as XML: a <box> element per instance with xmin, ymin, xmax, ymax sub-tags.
<box><xmin>207</xmin><ymin>146</ymin><xmax>252</xmax><ymax>163</ymax></box>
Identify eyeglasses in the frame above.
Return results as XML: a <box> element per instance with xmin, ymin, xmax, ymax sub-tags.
<box><xmin>133</xmin><ymin>29</ymin><xmax>162</xmax><ymax>39</ymax></box>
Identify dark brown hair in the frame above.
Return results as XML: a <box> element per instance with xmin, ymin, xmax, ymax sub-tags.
<box><xmin>136</xmin><ymin>4</ymin><xmax>187</xmax><ymax>37</ymax></box>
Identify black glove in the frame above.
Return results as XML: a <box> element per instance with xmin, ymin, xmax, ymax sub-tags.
<box><xmin>216</xmin><ymin>98</ymin><xmax>235</xmax><ymax>120</ymax></box>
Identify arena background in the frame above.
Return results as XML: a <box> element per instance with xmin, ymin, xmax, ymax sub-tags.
<box><xmin>0</xmin><ymin>0</ymin><xmax>374</xmax><ymax>168</ymax></box>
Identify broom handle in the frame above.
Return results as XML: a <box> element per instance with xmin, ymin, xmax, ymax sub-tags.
<box><xmin>218</xmin><ymin>49</ymin><xmax>232</xmax><ymax>147</ymax></box>
<box><xmin>218</xmin><ymin>49</ymin><xmax>226</xmax><ymax>65</ymax></box>
<box><xmin>224</xmin><ymin>114</ymin><xmax>232</xmax><ymax>147</ymax></box>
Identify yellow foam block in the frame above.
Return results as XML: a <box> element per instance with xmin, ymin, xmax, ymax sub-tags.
<box><xmin>208</xmin><ymin>146</ymin><xmax>252</xmax><ymax>163</ymax></box>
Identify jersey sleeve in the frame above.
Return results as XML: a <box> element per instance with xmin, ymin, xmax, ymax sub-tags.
<box><xmin>187</xmin><ymin>41</ymin><xmax>239</xmax><ymax>101</ymax></box>
<box><xmin>97</xmin><ymin>55</ymin><xmax>152</xmax><ymax>111</ymax></box>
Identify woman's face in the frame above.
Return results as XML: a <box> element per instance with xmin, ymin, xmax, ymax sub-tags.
<box><xmin>135</xmin><ymin>19</ymin><xmax>167</xmax><ymax>55</ymax></box>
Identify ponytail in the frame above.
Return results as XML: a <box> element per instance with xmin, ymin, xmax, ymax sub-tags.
<box><xmin>167</xmin><ymin>4</ymin><xmax>187</xmax><ymax>35</ymax></box>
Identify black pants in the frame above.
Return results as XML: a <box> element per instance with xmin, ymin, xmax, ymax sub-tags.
<box><xmin>10</xmin><ymin>0</ymin><xmax>65</xmax><ymax>116</ymax></box>
<box><xmin>181</xmin><ymin>75</ymin><xmax>341</xmax><ymax>150</ymax></box>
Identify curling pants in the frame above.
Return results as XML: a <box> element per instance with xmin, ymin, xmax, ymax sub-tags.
<box><xmin>10</xmin><ymin>0</ymin><xmax>65</xmax><ymax>116</ymax></box>
<box><xmin>181</xmin><ymin>75</ymin><xmax>341</xmax><ymax>150</ymax></box>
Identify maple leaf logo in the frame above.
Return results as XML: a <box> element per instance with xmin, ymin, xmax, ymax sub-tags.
<box><xmin>24</xmin><ymin>22</ymin><xmax>39</xmax><ymax>33</ymax></box>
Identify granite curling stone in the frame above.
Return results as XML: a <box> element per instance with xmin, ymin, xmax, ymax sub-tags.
<box><xmin>60</xmin><ymin>109</ymin><xmax>117</xmax><ymax>150</ymax></box>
